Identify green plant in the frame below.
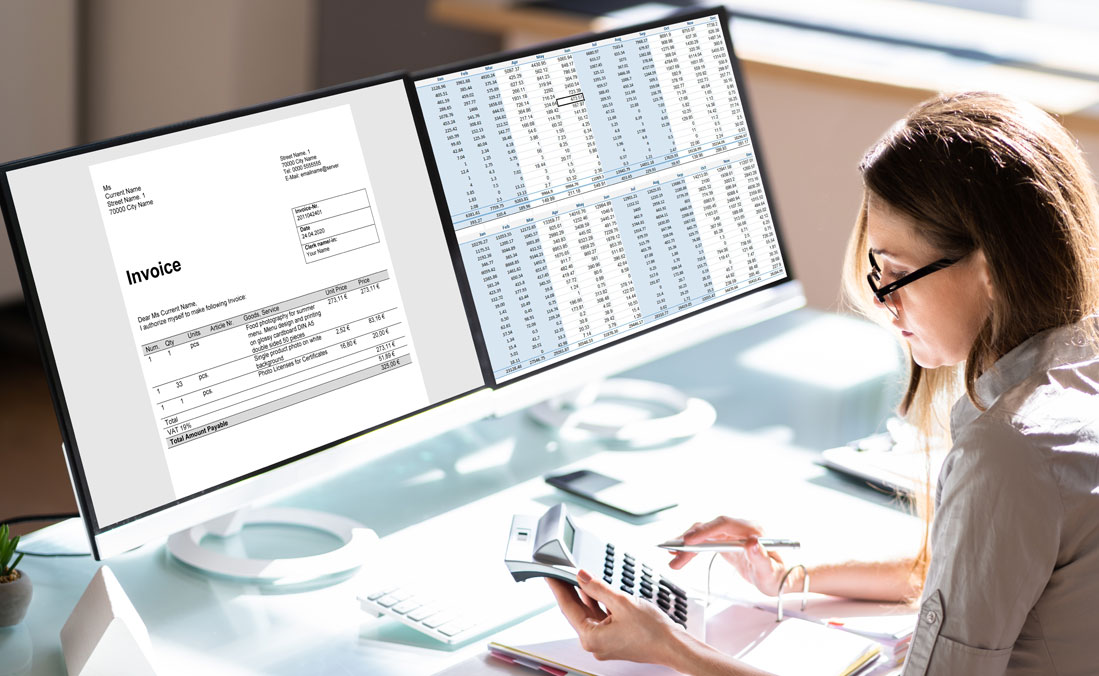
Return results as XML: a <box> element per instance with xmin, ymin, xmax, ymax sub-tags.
<box><xmin>1</xmin><ymin>524</ymin><xmax>23</xmax><ymax>580</ymax></box>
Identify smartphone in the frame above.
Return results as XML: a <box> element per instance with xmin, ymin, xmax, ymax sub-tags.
<box><xmin>545</xmin><ymin>469</ymin><xmax>677</xmax><ymax>518</ymax></box>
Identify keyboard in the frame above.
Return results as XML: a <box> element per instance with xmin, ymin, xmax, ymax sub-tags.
<box><xmin>359</xmin><ymin>569</ymin><xmax>552</xmax><ymax>645</ymax></box>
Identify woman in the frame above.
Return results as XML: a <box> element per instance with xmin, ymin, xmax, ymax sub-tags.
<box><xmin>547</xmin><ymin>92</ymin><xmax>1099</xmax><ymax>675</ymax></box>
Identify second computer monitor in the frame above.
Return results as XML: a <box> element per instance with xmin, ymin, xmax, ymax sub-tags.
<box><xmin>413</xmin><ymin>8</ymin><xmax>798</xmax><ymax>409</ymax></box>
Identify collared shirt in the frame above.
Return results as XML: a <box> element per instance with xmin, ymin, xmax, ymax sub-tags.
<box><xmin>902</xmin><ymin>318</ymin><xmax>1099</xmax><ymax>675</ymax></box>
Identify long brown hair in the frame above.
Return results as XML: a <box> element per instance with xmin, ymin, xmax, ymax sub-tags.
<box><xmin>843</xmin><ymin>92</ymin><xmax>1099</xmax><ymax>591</ymax></box>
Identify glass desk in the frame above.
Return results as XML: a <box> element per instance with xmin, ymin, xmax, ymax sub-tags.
<box><xmin>3</xmin><ymin>308</ymin><xmax>915</xmax><ymax>676</ymax></box>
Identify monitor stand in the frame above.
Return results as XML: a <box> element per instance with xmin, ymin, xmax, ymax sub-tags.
<box><xmin>166</xmin><ymin>507</ymin><xmax>377</xmax><ymax>584</ymax></box>
<box><xmin>527</xmin><ymin>377</ymin><xmax>716</xmax><ymax>446</ymax></box>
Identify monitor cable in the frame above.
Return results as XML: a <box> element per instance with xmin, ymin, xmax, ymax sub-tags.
<box><xmin>1</xmin><ymin>512</ymin><xmax>90</xmax><ymax>557</ymax></box>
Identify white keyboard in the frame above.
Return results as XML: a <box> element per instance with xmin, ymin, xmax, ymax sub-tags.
<box><xmin>359</xmin><ymin>572</ymin><xmax>552</xmax><ymax>645</ymax></box>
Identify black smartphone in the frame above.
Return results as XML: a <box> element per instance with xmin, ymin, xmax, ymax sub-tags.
<box><xmin>545</xmin><ymin>469</ymin><xmax>677</xmax><ymax>518</ymax></box>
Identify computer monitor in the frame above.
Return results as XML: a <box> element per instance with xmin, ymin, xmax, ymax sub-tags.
<box><xmin>0</xmin><ymin>74</ymin><xmax>492</xmax><ymax>565</ymax></box>
<box><xmin>412</xmin><ymin>7</ymin><xmax>802</xmax><ymax>418</ymax></box>
<box><xmin>0</xmin><ymin>7</ymin><xmax>801</xmax><ymax>577</ymax></box>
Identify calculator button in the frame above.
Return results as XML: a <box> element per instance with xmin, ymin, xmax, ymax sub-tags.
<box><xmin>659</xmin><ymin>579</ymin><xmax>687</xmax><ymax>599</ymax></box>
<box><xmin>674</xmin><ymin>609</ymin><xmax>688</xmax><ymax>623</ymax></box>
<box><xmin>621</xmin><ymin>570</ymin><xmax>635</xmax><ymax>583</ymax></box>
<box><xmin>604</xmin><ymin>574</ymin><xmax>613</xmax><ymax>584</ymax></box>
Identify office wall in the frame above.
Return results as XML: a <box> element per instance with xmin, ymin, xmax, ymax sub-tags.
<box><xmin>738</xmin><ymin>63</ymin><xmax>1099</xmax><ymax>310</ymax></box>
<box><xmin>315</xmin><ymin>0</ymin><xmax>500</xmax><ymax>86</ymax></box>
<box><xmin>0</xmin><ymin>0</ymin><xmax>80</xmax><ymax>302</ymax></box>
<box><xmin>82</xmin><ymin>0</ymin><xmax>317</xmax><ymax>142</ymax></box>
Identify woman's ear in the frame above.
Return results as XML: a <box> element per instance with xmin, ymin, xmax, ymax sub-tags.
<box><xmin>972</xmin><ymin>249</ymin><xmax>994</xmax><ymax>301</ymax></box>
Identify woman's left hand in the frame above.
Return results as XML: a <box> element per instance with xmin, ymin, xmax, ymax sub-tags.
<box><xmin>546</xmin><ymin>569</ymin><xmax>687</xmax><ymax>666</ymax></box>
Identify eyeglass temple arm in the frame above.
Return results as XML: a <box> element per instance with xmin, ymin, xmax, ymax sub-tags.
<box><xmin>874</xmin><ymin>257</ymin><xmax>958</xmax><ymax>298</ymax></box>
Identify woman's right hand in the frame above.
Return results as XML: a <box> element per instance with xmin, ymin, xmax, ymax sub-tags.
<box><xmin>668</xmin><ymin>516</ymin><xmax>793</xmax><ymax>597</ymax></box>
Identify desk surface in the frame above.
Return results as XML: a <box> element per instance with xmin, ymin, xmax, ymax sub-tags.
<box><xmin>2</xmin><ymin>309</ymin><xmax>916</xmax><ymax>676</ymax></box>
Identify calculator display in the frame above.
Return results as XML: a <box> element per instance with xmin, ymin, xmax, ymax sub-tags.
<box><xmin>563</xmin><ymin>519</ymin><xmax>576</xmax><ymax>551</ymax></box>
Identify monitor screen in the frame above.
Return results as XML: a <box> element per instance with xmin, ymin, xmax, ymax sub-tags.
<box><xmin>1</xmin><ymin>75</ymin><xmax>485</xmax><ymax>548</ymax></box>
<box><xmin>413</xmin><ymin>10</ymin><xmax>791</xmax><ymax>384</ymax></box>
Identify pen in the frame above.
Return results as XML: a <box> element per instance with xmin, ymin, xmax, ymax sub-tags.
<box><xmin>658</xmin><ymin>538</ymin><xmax>801</xmax><ymax>551</ymax></box>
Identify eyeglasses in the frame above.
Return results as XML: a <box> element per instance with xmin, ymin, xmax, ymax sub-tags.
<box><xmin>866</xmin><ymin>251</ymin><xmax>960</xmax><ymax>319</ymax></box>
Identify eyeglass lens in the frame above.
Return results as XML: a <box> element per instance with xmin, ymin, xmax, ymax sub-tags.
<box><xmin>867</xmin><ymin>252</ymin><xmax>899</xmax><ymax>318</ymax></box>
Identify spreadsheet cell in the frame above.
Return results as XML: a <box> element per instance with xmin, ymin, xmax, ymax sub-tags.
<box><xmin>417</xmin><ymin>14</ymin><xmax>787</xmax><ymax>381</ymax></box>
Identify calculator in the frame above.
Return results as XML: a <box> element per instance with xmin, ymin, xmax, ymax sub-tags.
<box><xmin>505</xmin><ymin>503</ymin><xmax>706</xmax><ymax>639</ymax></box>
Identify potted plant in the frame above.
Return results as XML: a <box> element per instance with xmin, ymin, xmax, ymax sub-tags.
<box><xmin>0</xmin><ymin>523</ymin><xmax>31</xmax><ymax>626</ymax></box>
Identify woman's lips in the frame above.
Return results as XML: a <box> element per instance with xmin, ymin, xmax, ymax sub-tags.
<box><xmin>901</xmin><ymin>330</ymin><xmax>913</xmax><ymax>337</ymax></box>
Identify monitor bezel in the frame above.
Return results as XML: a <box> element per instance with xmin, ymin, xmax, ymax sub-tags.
<box><xmin>410</xmin><ymin>6</ymin><xmax>798</xmax><ymax>388</ymax></box>
<box><xmin>0</xmin><ymin>71</ymin><xmax>492</xmax><ymax>557</ymax></box>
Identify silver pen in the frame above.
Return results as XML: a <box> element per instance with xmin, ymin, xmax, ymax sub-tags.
<box><xmin>658</xmin><ymin>538</ymin><xmax>800</xmax><ymax>552</ymax></box>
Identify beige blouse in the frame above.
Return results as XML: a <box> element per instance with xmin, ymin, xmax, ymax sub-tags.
<box><xmin>902</xmin><ymin>318</ymin><xmax>1099</xmax><ymax>675</ymax></box>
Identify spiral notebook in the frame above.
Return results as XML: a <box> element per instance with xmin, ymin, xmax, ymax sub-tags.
<box><xmin>488</xmin><ymin>603</ymin><xmax>881</xmax><ymax>676</ymax></box>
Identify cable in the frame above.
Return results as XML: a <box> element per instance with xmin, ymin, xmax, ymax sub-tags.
<box><xmin>705</xmin><ymin>552</ymin><xmax>720</xmax><ymax>610</ymax></box>
<box><xmin>2</xmin><ymin>512</ymin><xmax>90</xmax><ymax>558</ymax></box>
<box><xmin>15</xmin><ymin>550</ymin><xmax>89</xmax><ymax>558</ymax></box>
<box><xmin>1</xmin><ymin>512</ymin><xmax>79</xmax><ymax>525</ymax></box>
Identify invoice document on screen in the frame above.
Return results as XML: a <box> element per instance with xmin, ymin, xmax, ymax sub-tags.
<box><xmin>88</xmin><ymin>105</ymin><xmax>429</xmax><ymax>496</ymax></box>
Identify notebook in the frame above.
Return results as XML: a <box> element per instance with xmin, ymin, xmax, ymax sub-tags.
<box><xmin>488</xmin><ymin>602</ymin><xmax>881</xmax><ymax>676</ymax></box>
<box><xmin>754</xmin><ymin>595</ymin><xmax>917</xmax><ymax>666</ymax></box>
